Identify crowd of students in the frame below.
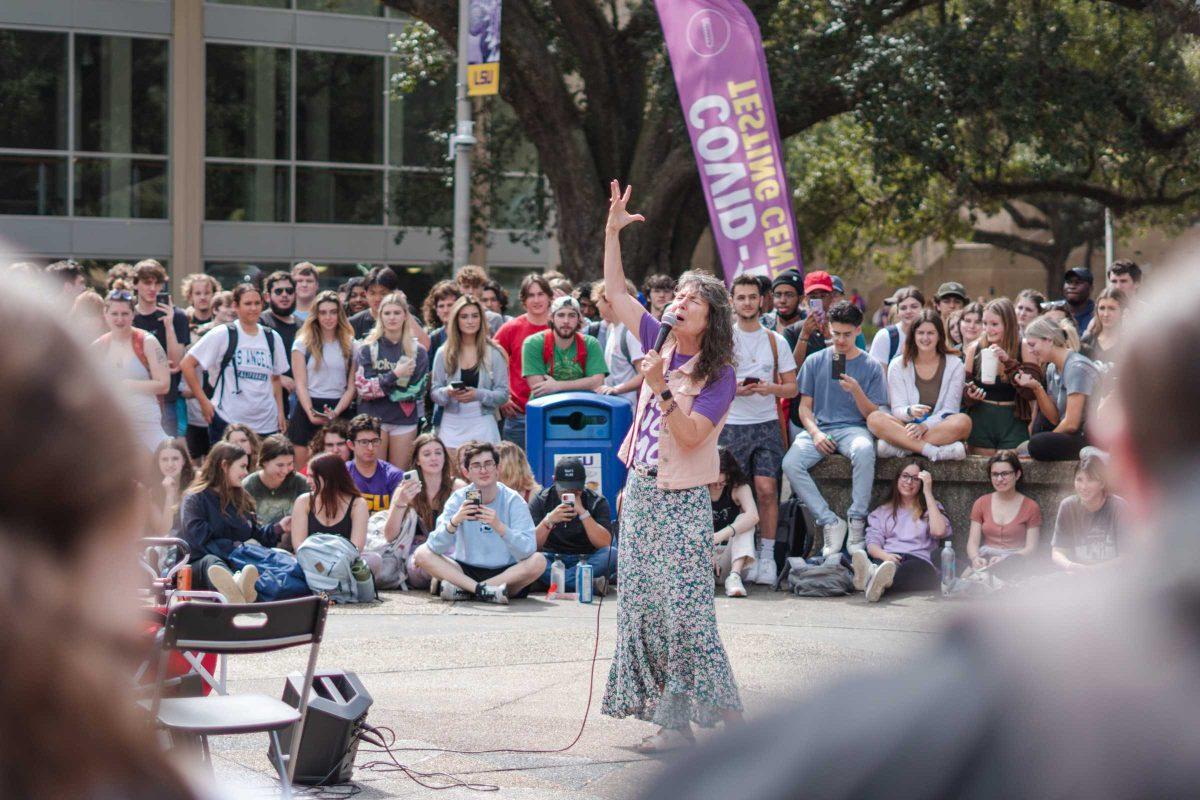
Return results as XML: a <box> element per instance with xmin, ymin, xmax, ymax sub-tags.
<box><xmin>32</xmin><ymin>252</ymin><xmax>1138</xmax><ymax>604</ymax></box>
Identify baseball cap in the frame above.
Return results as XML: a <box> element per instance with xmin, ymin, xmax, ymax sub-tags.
<box><xmin>1064</xmin><ymin>267</ymin><xmax>1094</xmax><ymax>284</ymax></box>
<box><xmin>554</xmin><ymin>458</ymin><xmax>586</xmax><ymax>491</ymax></box>
<box><xmin>936</xmin><ymin>281</ymin><xmax>968</xmax><ymax>301</ymax></box>
<box><xmin>803</xmin><ymin>271</ymin><xmax>834</xmax><ymax>294</ymax></box>
<box><xmin>830</xmin><ymin>275</ymin><xmax>846</xmax><ymax>295</ymax></box>
<box><xmin>770</xmin><ymin>269</ymin><xmax>803</xmax><ymax>294</ymax></box>
<box><xmin>550</xmin><ymin>295</ymin><xmax>582</xmax><ymax>315</ymax></box>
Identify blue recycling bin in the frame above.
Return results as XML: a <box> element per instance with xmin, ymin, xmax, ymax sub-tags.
<box><xmin>525</xmin><ymin>392</ymin><xmax>634</xmax><ymax>505</ymax></box>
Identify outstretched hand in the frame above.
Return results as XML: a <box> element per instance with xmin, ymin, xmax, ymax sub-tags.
<box><xmin>606</xmin><ymin>180</ymin><xmax>645</xmax><ymax>233</ymax></box>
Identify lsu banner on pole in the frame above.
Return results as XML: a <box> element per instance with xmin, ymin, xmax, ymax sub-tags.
<box><xmin>467</xmin><ymin>0</ymin><xmax>502</xmax><ymax>96</ymax></box>
<box><xmin>655</xmin><ymin>0</ymin><xmax>803</xmax><ymax>284</ymax></box>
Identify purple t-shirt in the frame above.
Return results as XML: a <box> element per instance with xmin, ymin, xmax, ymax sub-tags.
<box><xmin>632</xmin><ymin>312</ymin><xmax>736</xmax><ymax>466</ymax></box>
<box><xmin>347</xmin><ymin>459</ymin><xmax>404</xmax><ymax>513</ymax></box>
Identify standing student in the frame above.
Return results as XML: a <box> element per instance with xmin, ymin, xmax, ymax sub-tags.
<box><xmin>355</xmin><ymin>292</ymin><xmax>429</xmax><ymax>468</ymax></box>
<box><xmin>220</xmin><ymin>423</ymin><xmax>261</xmax><ymax>469</ymax></box>
<box><xmin>453</xmin><ymin>264</ymin><xmax>505</xmax><ymax>335</ymax></box>
<box><xmin>131</xmin><ymin>259</ymin><xmax>188</xmax><ymax>438</ymax></box>
<box><xmin>868</xmin><ymin>310</ymin><xmax>971</xmax><ymax>461</ymax></box>
<box><xmin>345</xmin><ymin>414</ymin><xmax>404</xmax><ymax>513</ymax></box>
<box><xmin>1015</xmin><ymin>289</ymin><xmax>1047</xmax><ymax>336</ymax></box>
<box><xmin>182</xmin><ymin>272</ymin><xmax>220</xmax><ymax>333</ymax></box>
<box><xmin>291</xmin><ymin>261</ymin><xmax>320</xmax><ymax>320</ymax></box>
<box><xmin>259</xmin><ymin>270</ymin><xmax>300</xmax><ymax>410</ymax></box>
<box><xmin>869</xmin><ymin>286</ymin><xmax>925</xmax><ymax>369</ymax></box>
<box><xmin>642</xmin><ymin>273</ymin><xmax>676</xmax><ymax>321</ymax></box>
<box><xmin>289</xmin><ymin>291</ymin><xmax>356</xmax><ymax>469</ymax></box>
<box><xmin>522</xmin><ymin>296</ymin><xmax>607</xmax><ymax>400</ymax></box>
<box><xmin>481</xmin><ymin>278</ymin><xmax>510</xmax><ymax>321</ymax></box>
<box><xmin>1106</xmin><ymin>258</ymin><xmax>1142</xmax><ymax>299</ymax></box>
<box><xmin>430</xmin><ymin>295</ymin><xmax>509</xmax><ymax>453</ymax></box>
<box><xmin>601</xmin><ymin>181</ymin><xmax>743</xmax><ymax>753</ymax></box>
<box><xmin>181</xmin><ymin>284</ymin><xmax>289</xmax><ymax>440</ymax></box>
<box><xmin>853</xmin><ymin>458</ymin><xmax>950</xmax><ymax>602</ymax></box>
<box><xmin>1080</xmin><ymin>287</ymin><xmax>1127</xmax><ymax>371</ymax></box>
<box><xmin>593</xmin><ymin>279</ymin><xmax>645</xmax><ymax>404</ymax></box>
<box><xmin>934</xmin><ymin>282</ymin><xmax>968</xmax><ymax>319</ymax></box>
<box><xmin>762</xmin><ymin>269</ymin><xmax>804</xmax><ymax>332</ymax></box>
<box><xmin>964</xmin><ymin>451</ymin><xmax>1041</xmax><ymax>577</ymax></box>
<box><xmin>494</xmin><ymin>274</ymin><xmax>553</xmax><ymax>447</ymax></box>
<box><xmin>1017</xmin><ymin>315</ymin><xmax>1101</xmax><ymax>461</ymax></box>
<box><xmin>421</xmin><ymin>279</ymin><xmax>463</xmax><ymax>359</ymax></box>
<box><xmin>1061</xmin><ymin>267</ymin><xmax>1096</xmax><ymax>334</ymax></box>
<box><xmin>963</xmin><ymin>298</ymin><xmax>1028</xmax><ymax>455</ymax></box>
<box><xmin>93</xmin><ymin>289</ymin><xmax>171</xmax><ymax>452</ymax></box>
<box><xmin>782</xmin><ymin>301</ymin><xmax>889</xmax><ymax>557</ymax></box>
<box><xmin>349</xmin><ymin>266</ymin><xmax>399</xmax><ymax>339</ymax></box>
<box><xmin>719</xmin><ymin>274</ymin><xmax>797</xmax><ymax>586</ymax></box>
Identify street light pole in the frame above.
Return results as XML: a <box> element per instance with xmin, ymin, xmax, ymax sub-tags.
<box><xmin>452</xmin><ymin>0</ymin><xmax>475</xmax><ymax>269</ymax></box>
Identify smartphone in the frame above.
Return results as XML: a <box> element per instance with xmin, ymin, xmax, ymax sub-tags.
<box><xmin>741</xmin><ymin>377</ymin><xmax>761</xmax><ymax>386</ymax></box>
<box><xmin>465</xmin><ymin>488</ymin><xmax>482</xmax><ymax>507</ymax></box>
<box><xmin>831</xmin><ymin>352</ymin><xmax>846</xmax><ymax>380</ymax></box>
<box><xmin>450</xmin><ymin>381</ymin><xmax>466</xmax><ymax>391</ymax></box>
<box><xmin>403</xmin><ymin>470</ymin><xmax>419</xmax><ymax>483</ymax></box>
<box><xmin>809</xmin><ymin>298</ymin><xmax>824</xmax><ymax>321</ymax></box>
<box><xmin>561</xmin><ymin>493</ymin><xmax>575</xmax><ymax>505</ymax></box>
<box><xmin>157</xmin><ymin>281</ymin><xmax>171</xmax><ymax>306</ymax></box>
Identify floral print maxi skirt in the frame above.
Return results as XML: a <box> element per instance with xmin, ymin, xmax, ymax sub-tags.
<box><xmin>601</xmin><ymin>470</ymin><xmax>743</xmax><ymax>728</ymax></box>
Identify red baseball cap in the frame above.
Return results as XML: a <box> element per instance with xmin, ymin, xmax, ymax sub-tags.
<box><xmin>803</xmin><ymin>271</ymin><xmax>834</xmax><ymax>294</ymax></box>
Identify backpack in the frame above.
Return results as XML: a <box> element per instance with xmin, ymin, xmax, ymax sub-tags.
<box><xmin>785</xmin><ymin>557</ymin><xmax>854</xmax><ymax>597</ymax></box>
<box><xmin>295</xmin><ymin>534</ymin><xmax>376</xmax><ymax>604</ymax></box>
<box><xmin>95</xmin><ymin>329</ymin><xmax>164</xmax><ymax>410</ymax></box>
<box><xmin>542</xmin><ymin>331</ymin><xmax>588</xmax><ymax>378</ymax></box>
<box><xmin>363</xmin><ymin>507</ymin><xmax>422</xmax><ymax>590</ymax></box>
<box><xmin>887</xmin><ymin>324</ymin><xmax>902</xmax><ymax>362</ymax></box>
<box><xmin>213</xmin><ymin>323</ymin><xmax>279</xmax><ymax>403</ymax></box>
<box><xmin>773</xmin><ymin>497</ymin><xmax>812</xmax><ymax>583</ymax></box>
<box><xmin>226</xmin><ymin>542</ymin><xmax>310</xmax><ymax>602</ymax></box>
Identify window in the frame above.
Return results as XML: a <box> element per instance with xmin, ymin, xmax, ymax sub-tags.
<box><xmin>74</xmin><ymin>158</ymin><xmax>167</xmax><ymax>218</ymax></box>
<box><xmin>205</xmin><ymin>163</ymin><xmax>290</xmax><ymax>222</ymax></box>
<box><xmin>206</xmin><ymin>44</ymin><xmax>290</xmax><ymax>160</ymax></box>
<box><xmin>296</xmin><ymin>50</ymin><xmax>383</xmax><ymax>165</ymax></box>
<box><xmin>295</xmin><ymin>166</ymin><xmax>383</xmax><ymax>224</ymax></box>
<box><xmin>0</xmin><ymin>29</ymin><xmax>68</xmax><ymax>151</ymax></box>
<box><xmin>0</xmin><ymin>156</ymin><xmax>67</xmax><ymax>215</ymax></box>
<box><xmin>74</xmin><ymin>35</ymin><xmax>168</xmax><ymax>156</ymax></box>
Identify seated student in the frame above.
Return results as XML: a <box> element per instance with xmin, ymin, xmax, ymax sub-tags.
<box><xmin>497</xmin><ymin>440</ymin><xmax>541</xmax><ymax>502</ymax></box>
<box><xmin>852</xmin><ymin>459</ymin><xmax>951</xmax><ymax>602</ymax></box>
<box><xmin>290</xmin><ymin>453</ymin><xmax>377</xmax><ymax>577</ymax></box>
<box><xmin>179</xmin><ymin>442</ymin><xmax>289</xmax><ymax>591</ymax></box>
<box><xmin>530</xmin><ymin>458</ymin><xmax>617</xmax><ymax>594</ymax></box>
<box><xmin>345</xmin><ymin>414</ymin><xmax>404</xmax><ymax>512</ymax></box>
<box><xmin>150</xmin><ymin>440</ymin><xmax>194</xmax><ymax>536</ymax></box>
<box><xmin>523</xmin><ymin>295</ymin><xmax>607</xmax><ymax>400</ymax></box>
<box><xmin>220</xmin><ymin>423</ymin><xmax>262</xmax><ymax>470</ymax></box>
<box><xmin>241</xmin><ymin>434</ymin><xmax>309</xmax><ymax>536</ymax></box>
<box><xmin>709</xmin><ymin>447</ymin><xmax>760</xmax><ymax>598</ymax></box>
<box><xmin>781</xmin><ymin>301</ymin><xmax>888</xmax><ymax>557</ymax></box>
<box><xmin>301</xmin><ymin>419</ymin><xmax>351</xmax><ymax>476</ymax></box>
<box><xmin>1080</xmin><ymin>287</ymin><xmax>1127</xmax><ymax>373</ymax></box>
<box><xmin>1015</xmin><ymin>315</ymin><xmax>1100</xmax><ymax>461</ymax></box>
<box><xmin>412</xmin><ymin>441</ymin><xmax>544</xmax><ymax>604</ymax></box>
<box><xmin>1051</xmin><ymin>449</ymin><xmax>1128</xmax><ymax>572</ymax></box>
<box><xmin>963</xmin><ymin>298</ymin><xmax>1029</xmax><ymax>456</ymax></box>
<box><xmin>869</xmin><ymin>309</ymin><xmax>971</xmax><ymax>461</ymax></box>
<box><xmin>964</xmin><ymin>451</ymin><xmax>1042</xmax><ymax>578</ymax></box>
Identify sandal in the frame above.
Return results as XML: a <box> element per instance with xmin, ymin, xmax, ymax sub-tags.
<box><xmin>636</xmin><ymin>728</ymin><xmax>695</xmax><ymax>754</ymax></box>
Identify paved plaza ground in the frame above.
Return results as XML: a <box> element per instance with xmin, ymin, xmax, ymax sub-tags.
<box><xmin>207</xmin><ymin>587</ymin><xmax>955</xmax><ymax>799</ymax></box>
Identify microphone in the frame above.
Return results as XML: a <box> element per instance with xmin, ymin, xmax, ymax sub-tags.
<box><xmin>652</xmin><ymin>310</ymin><xmax>678</xmax><ymax>353</ymax></box>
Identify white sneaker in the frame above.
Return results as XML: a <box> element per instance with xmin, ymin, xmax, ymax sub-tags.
<box><xmin>865</xmin><ymin>560</ymin><xmax>897</xmax><ymax>602</ymax></box>
<box><xmin>822</xmin><ymin>517</ymin><xmax>848</xmax><ymax>556</ymax></box>
<box><xmin>847</xmin><ymin>519</ymin><xmax>867</xmax><ymax>554</ymax></box>
<box><xmin>724</xmin><ymin>573</ymin><xmax>748</xmax><ymax>597</ymax></box>
<box><xmin>851</xmin><ymin>550</ymin><xmax>872</xmax><ymax>592</ymax></box>
<box><xmin>439</xmin><ymin>581</ymin><xmax>471</xmax><ymax>601</ymax></box>
<box><xmin>876</xmin><ymin>439</ymin><xmax>907</xmax><ymax>458</ymax></box>
<box><xmin>936</xmin><ymin>441</ymin><xmax>967</xmax><ymax>461</ymax></box>
<box><xmin>739</xmin><ymin>556</ymin><xmax>758</xmax><ymax>585</ymax></box>
<box><xmin>754</xmin><ymin>557</ymin><xmax>778</xmax><ymax>586</ymax></box>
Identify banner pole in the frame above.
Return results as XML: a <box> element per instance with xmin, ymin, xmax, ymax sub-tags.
<box><xmin>452</xmin><ymin>0</ymin><xmax>475</xmax><ymax>269</ymax></box>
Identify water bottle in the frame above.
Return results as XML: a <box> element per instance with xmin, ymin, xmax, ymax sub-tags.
<box><xmin>941</xmin><ymin>539</ymin><xmax>956</xmax><ymax>597</ymax></box>
<box><xmin>549</xmin><ymin>557</ymin><xmax>567</xmax><ymax>598</ymax></box>
<box><xmin>576</xmin><ymin>563</ymin><xmax>594</xmax><ymax>604</ymax></box>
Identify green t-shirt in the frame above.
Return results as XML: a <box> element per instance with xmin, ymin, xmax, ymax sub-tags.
<box><xmin>521</xmin><ymin>331</ymin><xmax>607</xmax><ymax>382</ymax></box>
<box><xmin>242</xmin><ymin>471</ymin><xmax>309</xmax><ymax>525</ymax></box>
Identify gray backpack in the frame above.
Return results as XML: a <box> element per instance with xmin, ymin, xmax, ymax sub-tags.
<box><xmin>785</xmin><ymin>557</ymin><xmax>854</xmax><ymax>597</ymax></box>
<box><xmin>295</xmin><ymin>534</ymin><xmax>376</xmax><ymax>604</ymax></box>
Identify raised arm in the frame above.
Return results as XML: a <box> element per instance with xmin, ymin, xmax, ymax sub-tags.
<box><xmin>603</xmin><ymin>180</ymin><xmax>649</xmax><ymax>333</ymax></box>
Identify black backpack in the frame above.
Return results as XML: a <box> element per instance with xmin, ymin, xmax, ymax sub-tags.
<box><xmin>771</xmin><ymin>497</ymin><xmax>812</xmax><ymax>589</ymax></box>
<box><xmin>213</xmin><ymin>323</ymin><xmax>279</xmax><ymax>402</ymax></box>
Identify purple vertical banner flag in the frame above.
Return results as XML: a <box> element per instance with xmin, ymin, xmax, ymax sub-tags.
<box><xmin>655</xmin><ymin>0</ymin><xmax>804</xmax><ymax>284</ymax></box>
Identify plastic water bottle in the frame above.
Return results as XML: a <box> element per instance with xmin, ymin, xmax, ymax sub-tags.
<box><xmin>550</xmin><ymin>557</ymin><xmax>566</xmax><ymax>598</ymax></box>
<box><xmin>576</xmin><ymin>563</ymin><xmax>594</xmax><ymax>604</ymax></box>
<box><xmin>941</xmin><ymin>540</ymin><xmax>956</xmax><ymax>597</ymax></box>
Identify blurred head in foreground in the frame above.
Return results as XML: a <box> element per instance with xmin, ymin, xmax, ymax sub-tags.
<box><xmin>0</xmin><ymin>275</ymin><xmax>194</xmax><ymax>797</ymax></box>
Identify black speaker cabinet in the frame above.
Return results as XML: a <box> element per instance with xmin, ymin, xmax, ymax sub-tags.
<box><xmin>270</xmin><ymin>670</ymin><xmax>373</xmax><ymax>785</ymax></box>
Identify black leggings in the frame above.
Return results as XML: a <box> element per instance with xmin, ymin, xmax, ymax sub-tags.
<box><xmin>870</xmin><ymin>554</ymin><xmax>941</xmax><ymax>594</ymax></box>
<box><xmin>1028</xmin><ymin>412</ymin><xmax>1087</xmax><ymax>461</ymax></box>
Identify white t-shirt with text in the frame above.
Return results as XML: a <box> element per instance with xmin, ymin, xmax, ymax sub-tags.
<box><xmin>727</xmin><ymin>325</ymin><xmax>797</xmax><ymax>425</ymax></box>
<box><xmin>190</xmin><ymin>321</ymin><xmax>289</xmax><ymax>433</ymax></box>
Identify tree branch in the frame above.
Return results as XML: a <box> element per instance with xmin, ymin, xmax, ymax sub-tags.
<box><xmin>1100</xmin><ymin>0</ymin><xmax>1200</xmax><ymax>35</ymax></box>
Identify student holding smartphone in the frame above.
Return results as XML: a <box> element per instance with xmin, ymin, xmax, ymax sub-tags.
<box><xmin>430</xmin><ymin>296</ymin><xmax>509</xmax><ymax>456</ymax></box>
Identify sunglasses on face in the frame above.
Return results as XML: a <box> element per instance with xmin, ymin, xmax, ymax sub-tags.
<box><xmin>272</xmin><ymin>287</ymin><xmax>295</xmax><ymax>295</ymax></box>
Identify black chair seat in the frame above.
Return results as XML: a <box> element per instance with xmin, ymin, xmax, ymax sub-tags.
<box><xmin>142</xmin><ymin>694</ymin><xmax>300</xmax><ymax>735</ymax></box>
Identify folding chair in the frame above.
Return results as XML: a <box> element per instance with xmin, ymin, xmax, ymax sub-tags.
<box><xmin>144</xmin><ymin>596</ymin><xmax>329</xmax><ymax>799</ymax></box>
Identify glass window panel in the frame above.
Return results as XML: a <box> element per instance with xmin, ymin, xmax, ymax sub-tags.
<box><xmin>390</xmin><ymin>71</ymin><xmax>453</xmax><ymax>167</ymax></box>
<box><xmin>205</xmin><ymin>163</ymin><xmax>290</xmax><ymax>222</ymax></box>
<box><xmin>0</xmin><ymin>155</ymin><xmax>67</xmax><ymax>215</ymax></box>
<box><xmin>74</xmin><ymin>157</ymin><xmax>168</xmax><ymax>218</ymax></box>
<box><xmin>0</xmin><ymin>29</ymin><xmax>68</xmax><ymax>150</ymax></box>
<box><xmin>491</xmin><ymin>175</ymin><xmax>543</xmax><ymax>230</ymax></box>
<box><xmin>207</xmin><ymin>0</ymin><xmax>289</xmax><ymax>7</ymax></box>
<box><xmin>295</xmin><ymin>0</ymin><xmax>384</xmax><ymax>16</ymax></box>
<box><xmin>295</xmin><ymin>166</ymin><xmax>382</xmax><ymax>224</ymax></box>
<box><xmin>389</xmin><ymin>169</ymin><xmax>451</xmax><ymax>227</ymax></box>
<box><xmin>206</xmin><ymin>44</ymin><xmax>290</xmax><ymax>160</ymax></box>
<box><xmin>75</xmin><ymin>35</ymin><xmax>169</xmax><ymax>155</ymax></box>
<box><xmin>297</xmin><ymin>50</ymin><xmax>382</xmax><ymax>164</ymax></box>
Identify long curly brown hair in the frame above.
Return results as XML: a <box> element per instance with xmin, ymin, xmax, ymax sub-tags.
<box><xmin>669</xmin><ymin>270</ymin><xmax>734</xmax><ymax>387</ymax></box>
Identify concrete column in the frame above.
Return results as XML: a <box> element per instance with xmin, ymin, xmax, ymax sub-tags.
<box><xmin>170</xmin><ymin>0</ymin><xmax>204</xmax><ymax>294</ymax></box>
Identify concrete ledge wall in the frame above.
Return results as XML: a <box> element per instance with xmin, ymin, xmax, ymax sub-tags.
<box><xmin>803</xmin><ymin>456</ymin><xmax>1078</xmax><ymax>555</ymax></box>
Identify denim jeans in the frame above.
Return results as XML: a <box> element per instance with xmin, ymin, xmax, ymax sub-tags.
<box><xmin>539</xmin><ymin>546</ymin><xmax>618</xmax><ymax>591</ymax></box>
<box><xmin>781</xmin><ymin>424</ymin><xmax>875</xmax><ymax>527</ymax></box>
<box><xmin>502</xmin><ymin>412</ymin><xmax>527</xmax><ymax>449</ymax></box>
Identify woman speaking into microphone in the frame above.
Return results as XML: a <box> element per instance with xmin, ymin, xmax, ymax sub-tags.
<box><xmin>600</xmin><ymin>180</ymin><xmax>744</xmax><ymax>752</ymax></box>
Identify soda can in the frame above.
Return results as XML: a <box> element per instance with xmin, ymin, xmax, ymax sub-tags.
<box><xmin>576</xmin><ymin>563</ymin><xmax>594</xmax><ymax>604</ymax></box>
